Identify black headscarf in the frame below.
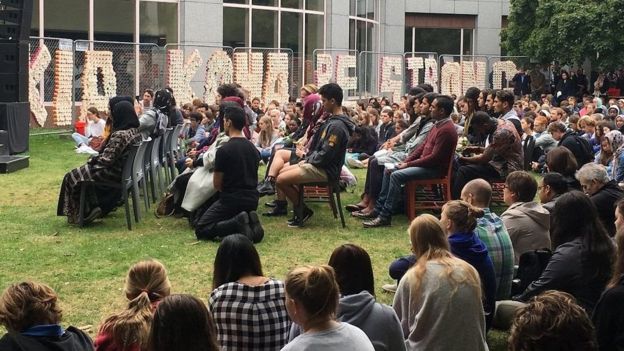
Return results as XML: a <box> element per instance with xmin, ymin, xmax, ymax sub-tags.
<box><xmin>108</xmin><ymin>96</ymin><xmax>134</xmax><ymax>113</ymax></box>
<box><xmin>111</xmin><ymin>100</ymin><xmax>139</xmax><ymax>132</ymax></box>
<box><xmin>154</xmin><ymin>89</ymin><xmax>173</xmax><ymax>115</ymax></box>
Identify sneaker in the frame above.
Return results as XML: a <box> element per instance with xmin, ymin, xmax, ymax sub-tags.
<box><xmin>382</xmin><ymin>283</ymin><xmax>397</xmax><ymax>293</ymax></box>
<box><xmin>288</xmin><ymin>206</ymin><xmax>313</xmax><ymax>227</ymax></box>
<box><xmin>265</xmin><ymin>200</ymin><xmax>277</xmax><ymax>208</ymax></box>
<box><xmin>346</xmin><ymin>157</ymin><xmax>365</xmax><ymax>169</ymax></box>
<box><xmin>257</xmin><ymin>180</ymin><xmax>276</xmax><ymax>196</ymax></box>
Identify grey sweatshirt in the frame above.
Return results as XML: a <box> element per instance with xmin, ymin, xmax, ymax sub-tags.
<box><xmin>289</xmin><ymin>291</ymin><xmax>406</xmax><ymax>351</ymax></box>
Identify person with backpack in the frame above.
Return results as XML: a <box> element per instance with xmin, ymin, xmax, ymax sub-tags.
<box><xmin>548</xmin><ymin>121</ymin><xmax>593</xmax><ymax>168</ymax></box>
<box><xmin>138</xmin><ymin>89</ymin><xmax>171</xmax><ymax>140</ymax></box>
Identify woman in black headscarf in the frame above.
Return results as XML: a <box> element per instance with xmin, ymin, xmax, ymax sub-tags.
<box><xmin>57</xmin><ymin>99</ymin><xmax>141</xmax><ymax>224</ymax></box>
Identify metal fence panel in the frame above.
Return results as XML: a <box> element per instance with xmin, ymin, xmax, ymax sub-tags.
<box><xmin>439</xmin><ymin>55</ymin><xmax>489</xmax><ymax>97</ymax></box>
<box><xmin>487</xmin><ymin>56</ymin><xmax>531</xmax><ymax>90</ymax></box>
<box><xmin>312</xmin><ymin>49</ymin><xmax>359</xmax><ymax>100</ymax></box>
<box><xmin>358</xmin><ymin>51</ymin><xmax>405</xmax><ymax>102</ymax></box>
<box><xmin>164</xmin><ymin>44</ymin><xmax>233</xmax><ymax>105</ymax></box>
<box><xmin>403</xmin><ymin>52</ymin><xmax>438</xmax><ymax>92</ymax></box>
<box><xmin>232</xmin><ymin>47</ymin><xmax>294</xmax><ymax>105</ymax></box>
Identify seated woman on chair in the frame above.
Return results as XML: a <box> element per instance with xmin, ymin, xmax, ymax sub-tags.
<box><xmin>57</xmin><ymin>98</ymin><xmax>141</xmax><ymax>225</ymax></box>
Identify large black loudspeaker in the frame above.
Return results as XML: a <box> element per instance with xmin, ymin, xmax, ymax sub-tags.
<box><xmin>0</xmin><ymin>0</ymin><xmax>33</xmax><ymax>41</ymax></box>
<box><xmin>0</xmin><ymin>40</ymin><xmax>28</xmax><ymax>102</ymax></box>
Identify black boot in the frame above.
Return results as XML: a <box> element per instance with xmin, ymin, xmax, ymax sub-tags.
<box><xmin>214</xmin><ymin>212</ymin><xmax>253</xmax><ymax>239</ymax></box>
<box><xmin>257</xmin><ymin>179</ymin><xmax>276</xmax><ymax>196</ymax></box>
<box><xmin>262</xmin><ymin>200</ymin><xmax>287</xmax><ymax>216</ymax></box>
<box><xmin>248</xmin><ymin>211</ymin><xmax>265</xmax><ymax>243</ymax></box>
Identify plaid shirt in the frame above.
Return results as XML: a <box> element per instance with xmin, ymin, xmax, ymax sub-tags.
<box><xmin>209</xmin><ymin>279</ymin><xmax>291</xmax><ymax>351</ymax></box>
<box><xmin>476</xmin><ymin>208</ymin><xmax>515</xmax><ymax>300</ymax></box>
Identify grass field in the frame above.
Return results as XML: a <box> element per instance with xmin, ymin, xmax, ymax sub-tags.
<box><xmin>0</xmin><ymin>133</ymin><xmax>508</xmax><ymax>349</ymax></box>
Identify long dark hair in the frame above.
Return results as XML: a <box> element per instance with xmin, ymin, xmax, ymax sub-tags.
<box><xmin>551</xmin><ymin>191</ymin><xmax>615</xmax><ymax>279</ymax></box>
<box><xmin>546</xmin><ymin>146</ymin><xmax>578</xmax><ymax>177</ymax></box>
<box><xmin>328</xmin><ymin>244</ymin><xmax>375</xmax><ymax>296</ymax></box>
<box><xmin>212</xmin><ymin>234</ymin><xmax>263</xmax><ymax>290</ymax></box>
<box><xmin>148</xmin><ymin>294</ymin><xmax>219</xmax><ymax>351</ymax></box>
<box><xmin>609</xmin><ymin>200</ymin><xmax>624</xmax><ymax>289</ymax></box>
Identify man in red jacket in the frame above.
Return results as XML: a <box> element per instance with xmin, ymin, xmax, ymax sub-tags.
<box><xmin>363</xmin><ymin>95</ymin><xmax>459</xmax><ymax>227</ymax></box>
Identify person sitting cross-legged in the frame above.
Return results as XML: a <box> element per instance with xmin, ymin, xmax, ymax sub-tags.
<box><xmin>274</xmin><ymin>83</ymin><xmax>355</xmax><ymax>227</ymax></box>
<box><xmin>194</xmin><ymin>104</ymin><xmax>263</xmax><ymax>242</ymax></box>
<box><xmin>362</xmin><ymin>95</ymin><xmax>459</xmax><ymax>228</ymax></box>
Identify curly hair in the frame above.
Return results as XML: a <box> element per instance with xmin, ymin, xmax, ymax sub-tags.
<box><xmin>509</xmin><ymin>290</ymin><xmax>597</xmax><ymax>351</ymax></box>
<box><xmin>0</xmin><ymin>281</ymin><xmax>62</xmax><ymax>332</ymax></box>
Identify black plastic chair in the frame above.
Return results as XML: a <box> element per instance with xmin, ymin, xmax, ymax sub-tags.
<box><xmin>166</xmin><ymin>124</ymin><xmax>184</xmax><ymax>182</ymax></box>
<box><xmin>132</xmin><ymin>141</ymin><xmax>150</xmax><ymax>218</ymax></box>
<box><xmin>78</xmin><ymin>143</ymin><xmax>139</xmax><ymax>230</ymax></box>
<box><xmin>160</xmin><ymin>128</ymin><xmax>173</xmax><ymax>184</ymax></box>
<box><xmin>149</xmin><ymin>136</ymin><xmax>165</xmax><ymax>202</ymax></box>
<box><xmin>298</xmin><ymin>180</ymin><xmax>346</xmax><ymax>228</ymax></box>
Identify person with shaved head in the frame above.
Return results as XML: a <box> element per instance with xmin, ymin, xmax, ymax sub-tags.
<box><xmin>461</xmin><ymin>179</ymin><xmax>515</xmax><ymax>300</ymax></box>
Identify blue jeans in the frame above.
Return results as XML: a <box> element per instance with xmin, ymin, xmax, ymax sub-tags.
<box><xmin>72</xmin><ymin>133</ymin><xmax>89</xmax><ymax>147</ymax></box>
<box><xmin>374</xmin><ymin>166</ymin><xmax>440</xmax><ymax>219</ymax></box>
<box><xmin>389</xmin><ymin>254</ymin><xmax>417</xmax><ymax>282</ymax></box>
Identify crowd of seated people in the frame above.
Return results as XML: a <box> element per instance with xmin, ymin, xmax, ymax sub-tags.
<box><xmin>48</xmin><ymin>77</ymin><xmax>624</xmax><ymax>350</ymax></box>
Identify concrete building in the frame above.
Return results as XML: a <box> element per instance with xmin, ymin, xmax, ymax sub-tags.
<box><xmin>32</xmin><ymin>0</ymin><xmax>510</xmax><ymax>88</ymax></box>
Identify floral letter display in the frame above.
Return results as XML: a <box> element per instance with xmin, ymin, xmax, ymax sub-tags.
<box><xmin>203</xmin><ymin>50</ymin><xmax>233</xmax><ymax>104</ymax></box>
<box><xmin>263</xmin><ymin>53</ymin><xmax>289</xmax><ymax>104</ymax></box>
<box><xmin>233</xmin><ymin>52</ymin><xmax>264</xmax><ymax>101</ymax></box>
<box><xmin>167</xmin><ymin>49</ymin><xmax>202</xmax><ymax>106</ymax></box>
<box><xmin>314</xmin><ymin>54</ymin><xmax>333</xmax><ymax>86</ymax></box>
<box><xmin>379</xmin><ymin>56</ymin><xmax>403</xmax><ymax>102</ymax></box>
<box><xmin>335</xmin><ymin>55</ymin><xmax>357</xmax><ymax>91</ymax></box>
<box><xmin>81</xmin><ymin>51</ymin><xmax>117</xmax><ymax>115</ymax></box>
<box><xmin>52</xmin><ymin>50</ymin><xmax>74</xmax><ymax>126</ymax></box>
<box><xmin>441</xmin><ymin>61</ymin><xmax>486</xmax><ymax>96</ymax></box>
<box><xmin>492</xmin><ymin>61</ymin><xmax>518</xmax><ymax>90</ymax></box>
<box><xmin>441</xmin><ymin>62</ymin><xmax>461</xmax><ymax>97</ymax></box>
<box><xmin>29</xmin><ymin>45</ymin><xmax>51</xmax><ymax>127</ymax></box>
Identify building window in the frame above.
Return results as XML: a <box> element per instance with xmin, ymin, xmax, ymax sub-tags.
<box><xmin>140</xmin><ymin>2</ymin><xmax>178</xmax><ymax>46</ymax></box>
<box><xmin>222</xmin><ymin>0</ymin><xmax>326</xmax><ymax>92</ymax></box>
<box><xmin>404</xmin><ymin>28</ymin><xmax>473</xmax><ymax>55</ymax></box>
<box><xmin>349</xmin><ymin>0</ymin><xmax>378</xmax><ymax>52</ymax></box>
<box><xmin>95</xmin><ymin>0</ymin><xmax>134</xmax><ymax>42</ymax></box>
<box><xmin>43</xmin><ymin>0</ymin><xmax>88</xmax><ymax>40</ymax></box>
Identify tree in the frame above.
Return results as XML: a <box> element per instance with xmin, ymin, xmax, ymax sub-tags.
<box><xmin>502</xmin><ymin>0</ymin><xmax>622</xmax><ymax>69</ymax></box>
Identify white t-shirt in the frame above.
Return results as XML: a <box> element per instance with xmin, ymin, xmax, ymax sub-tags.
<box><xmin>87</xmin><ymin>119</ymin><xmax>106</xmax><ymax>138</ymax></box>
<box><xmin>281</xmin><ymin>323</ymin><xmax>374</xmax><ymax>351</ymax></box>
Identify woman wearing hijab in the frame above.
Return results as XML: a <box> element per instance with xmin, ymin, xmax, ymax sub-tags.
<box><xmin>600</xmin><ymin>130</ymin><xmax>624</xmax><ymax>183</ymax></box>
<box><xmin>57</xmin><ymin>99</ymin><xmax>141</xmax><ymax>225</ymax></box>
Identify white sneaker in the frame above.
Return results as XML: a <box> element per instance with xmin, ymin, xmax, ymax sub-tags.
<box><xmin>347</xmin><ymin>157</ymin><xmax>365</xmax><ymax>169</ymax></box>
<box><xmin>382</xmin><ymin>283</ymin><xmax>397</xmax><ymax>293</ymax></box>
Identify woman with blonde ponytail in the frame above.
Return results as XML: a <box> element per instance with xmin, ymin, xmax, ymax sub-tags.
<box><xmin>282</xmin><ymin>265</ymin><xmax>374</xmax><ymax>351</ymax></box>
<box><xmin>440</xmin><ymin>200</ymin><xmax>497</xmax><ymax>330</ymax></box>
<box><xmin>95</xmin><ymin>260</ymin><xmax>171</xmax><ymax>351</ymax></box>
<box><xmin>392</xmin><ymin>214</ymin><xmax>487</xmax><ymax>351</ymax></box>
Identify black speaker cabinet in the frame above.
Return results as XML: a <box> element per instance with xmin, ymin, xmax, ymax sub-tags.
<box><xmin>0</xmin><ymin>0</ymin><xmax>33</xmax><ymax>41</ymax></box>
<box><xmin>0</xmin><ymin>101</ymin><xmax>29</xmax><ymax>154</ymax></box>
<box><xmin>0</xmin><ymin>41</ymin><xmax>28</xmax><ymax>73</ymax></box>
<box><xmin>0</xmin><ymin>72</ymin><xmax>27</xmax><ymax>102</ymax></box>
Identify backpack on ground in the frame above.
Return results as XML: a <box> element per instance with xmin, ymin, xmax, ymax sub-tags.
<box><xmin>511</xmin><ymin>249</ymin><xmax>553</xmax><ymax>296</ymax></box>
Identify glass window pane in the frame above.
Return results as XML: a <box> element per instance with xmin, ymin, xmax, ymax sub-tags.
<box><xmin>404</xmin><ymin>27</ymin><xmax>412</xmax><ymax>53</ymax></box>
<box><xmin>31</xmin><ymin>0</ymin><xmax>39</xmax><ymax>36</ymax></box>
<box><xmin>224</xmin><ymin>7</ymin><xmax>248</xmax><ymax>47</ymax></box>
<box><xmin>140</xmin><ymin>2</ymin><xmax>178</xmax><ymax>45</ymax></box>
<box><xmin>349</xmin><ymin>0</ymin><xmax>356</xmax><ymax>16</ymax></box>
<box><xmin>356</xmin><ymin>20</ymin><xmax>366</xmax><ymax>51</ymax></box>
<box><xmin>349</xmin><ymin>19</ymin><xmax>356</xmax><ymax>51</ymax></box>
<box><xmin>252</xmin><ymin>10</ymin><xmax>277</xmax><ymax>47</ymax></box>
<box><xmin>366</xmin><ymin>0</ymin><xmax>376</xmax><ymax>20</ymax></box>
<box><xmin>253</xmin><ymin>0</ymin><xmax>276</xmax><ymax>6</ymax></box>
<box><xmin>44</xmin><ymin>0</ymin><xmax>88</xmax><ymax>40</ymax></box>
<box><xmin>463</xmin><ymin>29</ymin><xmax>473</xmax><ymax>55</ymax></box>
<box><xmin>414</xmin><ymin>28</ymin><xmax>461</xmax><ymax>55</ymax></box>
<box><xmin>224</xmin><ymin>0</ymin><xmax>248</xmax><ymax>3</ymax></box>
<box><xmin>281</xmin><ymin>12</ymin><xmax>302</xmax><ymax>53</ymax></box>
<box><xmin>282</xmin><ymin>0</ymin><xmax>303</xmax><ymax>9</ymax></box>
<box><xmin>95</xmin><ymin>0</ymin><xmax>134</xmax><ymax>41</ymax></box>
<box><xmin>356</xmin><ymin>0</ymin><xmax>366</xmax><ymax>18</ymax></box>
<box><xmin>305</xmin><ymin>13</ymin><xmax>323</xmax><ymax>84</ymax></box>
<box><xmin>305</xmin><ymin>0</ymin><xmax>324</xmax><ymax>11</ymax></box>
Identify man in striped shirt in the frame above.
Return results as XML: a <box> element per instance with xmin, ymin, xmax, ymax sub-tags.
<box><xmin>461</xmin><ymin>178</ymin><xmax>515</xmax><ymax>300</ymax></box>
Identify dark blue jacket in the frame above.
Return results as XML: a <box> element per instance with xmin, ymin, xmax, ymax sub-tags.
<box><xmin>449</xmin><ymin>231</ymin><xmax>497</xmax><ymax>330</ymax></box>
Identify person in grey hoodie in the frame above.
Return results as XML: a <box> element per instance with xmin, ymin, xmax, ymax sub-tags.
<box><xmin>501</xmin><ymin>171</ymin><xmax>551</xmax><ymax>264</ymax></box>
<box><xmin>289</xmin><ymin>244</ymin><xmax>406</xmax><ymax>351</ymax></box>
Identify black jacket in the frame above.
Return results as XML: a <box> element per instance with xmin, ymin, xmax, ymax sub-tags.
<box><xmin>516</xmin><ymin>237</ymin><xmax>610</xmax><ymax>312</ymax></box>
<box><xmin>0</xmin><ymin>326</ymin><xmax>94</xmax><ymax>351</ymax></box>
<box><xmin>559</xmin><ymin>131</ymin><xmax>592</xmax><ymax>166</ymax></box>
<box><xmin>593</xmin><ymin>275</ymin><xmax>624</xmax><ymax>351</ymax></box>
<box><xmin>591</xmin><ymin>180</ymin><xmax>624</xmax><ymax>237</ymax></box>
<box><xmin>306</xmin><ymin>114</ymin><xmax>355</xmax><ymax>181</ymax></box>
<box><xmin>512</xmin><ymin>73</ymin><xmax>531</xmax><ymax>96</ymax></box>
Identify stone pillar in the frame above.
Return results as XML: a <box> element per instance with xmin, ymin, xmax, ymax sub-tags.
<box><xmin>379</xmin><ymin>0</ymin><xmax>405</xmax><ymax>54</ymax></box>
<box><xmin>179</xmin><ymin>0</ymin><xmax>223</xmax><ymax>46</ymax></box>
<box><xmin>325</xmin><ymin>0</ymin><xmax>350</xmax><ymax>50</ymax></box>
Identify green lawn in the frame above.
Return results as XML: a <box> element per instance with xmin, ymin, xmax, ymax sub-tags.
<box><xmin>0</xmin><ymin>134</ymin><xmax>508</xmax><ymax>349</ymax></box>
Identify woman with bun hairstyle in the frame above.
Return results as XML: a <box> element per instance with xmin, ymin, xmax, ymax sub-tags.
<box><xmin>393</xmin><ymin>214</ymin><xmax>488</xmax><ymax>350</ymax></box>
<box><xmin>289</xmin><ymin>244</ymin><xmax>405</xmax><ymax>351</ymax></box>
<box><xmin>282</xmin><ymin>265</ymin><xmax>374</xmax><ymax>351</ymax></box>
<box><xmin>95</xmin><ymin>260</ymin><xmax>171</xmax><ymax>351</ymax></box>
<box><xmin>148</xmin><ymin>294</ymin><xmax>219</xmax><ymax>351</ymax></box>
<box><xmin>440</xmin><ymin>200</ymin><xmax>497</xmax><ymax>330</ymax></box>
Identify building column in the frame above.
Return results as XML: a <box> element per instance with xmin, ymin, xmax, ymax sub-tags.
<box><xmin>379</xmin><ymin>0</ymin><xmax>405</xmax><ymax>54</ymax></box>
<box><xmin>474</xmin><ymin>0</ymin><xmax>503</xmax><ymax>55</ymax></box>
<box><xmin>179</xmin><ymin>0</ymin><xmax>223</xmax><ymax>46</ymax></box>
<box><xmin>325</xmin><ymin>0</ymin><xmax>349</xmax><ymax>50</ymax></box>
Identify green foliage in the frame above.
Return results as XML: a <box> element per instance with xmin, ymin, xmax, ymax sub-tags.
<box><xmin>502</xmin><ymin>0</ymin><xmax>624</xmax><ymax>69</ymax></box>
